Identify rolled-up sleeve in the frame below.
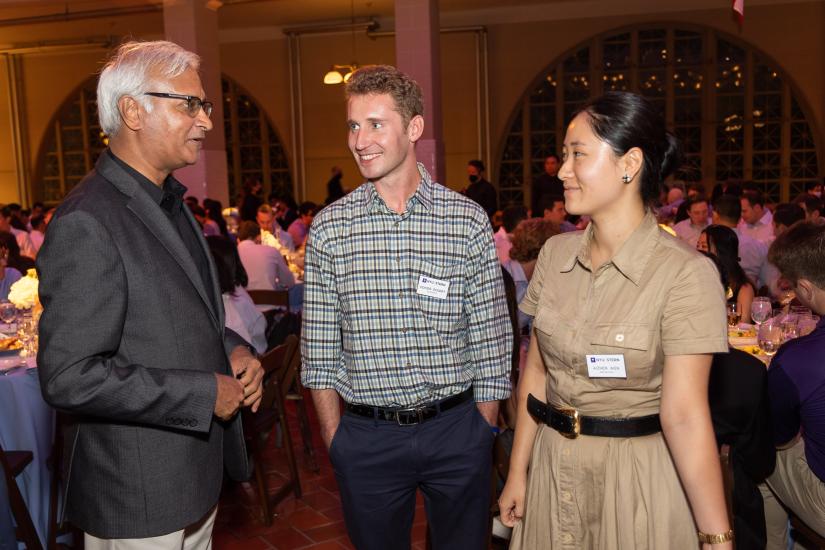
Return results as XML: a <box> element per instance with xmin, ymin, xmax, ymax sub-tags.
<box><xmin>465</xmin><ymin>221</ymin><xmax>512</xmax><ymax>402</ymax></box>
<box><xmin>300</xmin><ymin>222</ymin><xmax>341</xmax><ymax>389</ymax></box>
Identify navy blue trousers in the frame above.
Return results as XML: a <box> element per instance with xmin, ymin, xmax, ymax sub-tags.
<box><xmin>329</xmin><ymin>399</ymin><xmax>494</xmax><ymax>550</ymax></box>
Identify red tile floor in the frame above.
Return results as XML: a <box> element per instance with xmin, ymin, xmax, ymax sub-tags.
<box><xmin>211</xmin><ymin>397</ymin><xmax>431</xmax><ymax>550</ymax></box>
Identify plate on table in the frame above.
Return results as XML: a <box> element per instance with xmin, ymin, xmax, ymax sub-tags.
<box><xmin>0</xmin><ymin>336</ymin><xmax>22</xmax><ymax>356</ymax></box>
<box><xmin>729</xmin><ymin>324</ymin><xmax>757</xmax><ymax>347</ymax></box>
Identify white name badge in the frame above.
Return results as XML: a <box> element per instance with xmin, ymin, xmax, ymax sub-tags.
<box><xmin>416</xmin><ymin>275</ymin><xmax>450</xmax><ymax>300</ymax></box>
<box><xmin>586</xmin><ymin>354</ymin><xmax>627</xmax><ymax>378</ymax></box>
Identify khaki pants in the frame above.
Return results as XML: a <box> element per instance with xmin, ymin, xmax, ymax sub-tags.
<box><xmin>84</xmin><ymin>505</ymin><xmax>217</xmax><ymax>550</ymax></box>
<box><xmin>762</xmin><ymin>438</ymin><xmax>825</xmax><ymax>549</ymax></box>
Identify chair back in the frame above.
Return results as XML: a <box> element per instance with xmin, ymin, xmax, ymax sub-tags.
<box><xmin>258</xmin><ymin>335</ymin><xmax>299</xmax><ymax>411</ymax></box>
<box><xmin>247</xmin><ymin>289</ymin><xmax>290</xmax><ymax>308</ymax></box>
<box><xmin>0</xmin><ymin>443</ymin><xmax>43</xmax><ymax>550</ymax></box>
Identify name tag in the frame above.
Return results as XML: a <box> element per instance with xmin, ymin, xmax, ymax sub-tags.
<box><xmin>586</xmin><ymin>354</ymin><xmax>627</xmax><ymax>378</ymax></box>
<box><xmin>416</xmin><ymin>275</ymin><xmax>450</xmax><ymax>300</ymax></box>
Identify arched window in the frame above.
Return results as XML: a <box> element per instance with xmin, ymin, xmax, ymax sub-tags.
<box><xmin>497</xmin><ymin>25</ymin><xmax>820</xmax><ymax>206</ymax></box>
<box><xmin>34</xmin><ymin>76</ymin><xmax>291</xmax><ymax>205</ymax></box>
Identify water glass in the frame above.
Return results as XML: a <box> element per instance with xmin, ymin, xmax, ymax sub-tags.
<box><xmin>757</xmin><ymin>318</ymin><xmax>784</xmax><ymax>356</ymax></box>
<box><xmin>790</xmin><ymin>306</ymin><xmax>812</xmax><ymax>319</ymax></box>
<box><xmin>751</xmin><ymin>297</ymin><xmax>772</xmax><ymax>326</ymax></box>
<box><xmin>0</xmin><ymin>302</ymin><xmax>16</xmax><ymax>332</ymax></box>
<box><xmin>798</xmin><ymin>316</ymin><xmax>818</xmax><ymax>337</ymax></box>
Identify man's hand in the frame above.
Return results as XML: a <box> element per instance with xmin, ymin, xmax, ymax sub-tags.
<box><xmin>214</xmin><ymin>373</ymin><xmax>244</xmax><ymax>420</ymax></box>
<box><xmin>230</xmin><ymin>346</ymin><xmax>264</xmax><ymax>413</ymax></box>
<box><xmin>476</xmin><ymin>400</ymin><xmax>499</xmax><ymax>426</ymax></box>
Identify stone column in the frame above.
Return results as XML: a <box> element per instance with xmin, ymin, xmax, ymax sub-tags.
<box><xmin>163</xmin><ymin>0</ymin><xmax>229</xmax><ymax>205</ymax></box>
<box><xmin>394</xmin><ymin>0</ymin><xmax>445</xmax><ymax>183</ymax></box>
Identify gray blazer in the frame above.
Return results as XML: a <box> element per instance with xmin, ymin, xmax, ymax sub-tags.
<box><xmin>37</xmin><ymin>152</ymin><xmax>249</xmax><ymax>538</ymax></box>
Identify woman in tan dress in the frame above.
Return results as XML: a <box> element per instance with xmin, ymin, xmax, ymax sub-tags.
<box><xmin>498</xmin><ymin>92</ymin><xmax>734</xmax><ymax>550</ymax></box>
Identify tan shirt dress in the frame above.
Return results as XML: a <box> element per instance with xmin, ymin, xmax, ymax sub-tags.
<box><xmin>510</xmin><ymin>212</ymin><xmax>728</xmax><ymax>550</ymax></box>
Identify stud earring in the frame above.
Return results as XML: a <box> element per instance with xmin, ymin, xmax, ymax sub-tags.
<box><xmin>621</xmin><ymin>174</ymin><xmax>632</xmax><ymax>184</ymax></box>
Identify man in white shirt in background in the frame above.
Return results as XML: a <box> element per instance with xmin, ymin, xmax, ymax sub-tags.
<box><xmin>673</xmin><ymin>196</ymin><xmax>711</xmax><ymax>248</ymax></box>
<box><xmin>494</xmin><ymin>205</ymin><xmax>527</xmax><ymax>264</ymax></box>
<box><xmin>257</xmin><ymin>204</ymin><xmax>295</xmax><ymax>251</ymax></box>
<box><xmin>236</xmin><ymin>221</ymin><xmax>295</xmax><ymax>291</ymax></box>
<box><xmin>713</xmin><ymin>194</ymin><xmax>779</xmax><ymax>295</ymax></box>
<box><xmin>0</xmin><ymin>206</ymin><xmax>36</xmax><ymax>259</ymax></box>
<box><xmin>739</xmin><ymin>189</ymin><xmax>774</xmax><ymax>244</ymax></box>
<box><xmin>28</xmin><ymin>214</ymin><xmax>46</xmax><ymax>255</ymax></box>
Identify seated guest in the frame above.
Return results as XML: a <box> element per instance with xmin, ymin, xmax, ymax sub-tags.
<box><xmin>495</xmin><ymin>205</ymin><xmax>527</xmax><ymax>264</ymax></box>
<box><xmin>269</xmin><ymin>193</ymin><xmax>298</xmax><ymax>231</ymax></box>
<box><xmin>0</xmin><ymin>242</ymin><xmax>22</xmax><ymax>301</ymax></box>
<box><xmin>762</xmin><ymin>222</ymin><xmax>825</xmax><ymax>544</ymax></box>
<box><xmin>203</xmin><ymin>198</ymin><xmax>229</xmax><ymax>238</ymax></box>
<box><xmin>503</xmin><ymin>218</ymin><xmax>560</xmax><ymax>332</ymax></box>
<box><xmin>207</xmin><ymin>236</ymin><xmax>267</xmax><ymax>355</ymax></box>
<box><xmin>739</xmin><ymin>190</ymin><xmax>774</xmax><ymax>244</ymax></box>
<box><xmin>0</xmin><ymin>232</ymin><xmax>34</xmax><ymax>273</ymax></box>
<box><xmin>792</xmin><ymin>193</ymin><xmax>823</xmax><ymax>225</ymax></box>
<box><xmin>28</xmin><ymin>214</ymin><xmax>46</xmax><ymax>255</ymax></box>
<box><xmin>287</xmin><ymin>201</ymin><xmax>318</xmax><ymax>248</ymax></box>
<box><xmin>673</xmin><ymin>182</ymin><xmax>706</xmax><ymax>224</ymax></box>
<box><xmin>236</xmin><ymin>221</ymin><xmax>295</xmax><ymax>291</ymax></box>
<box><xmin>257</xmin><ymin>204</ymin><xmax>294</xmax><ymax>251</ymax></box>
<box><xmin>713</xmin><ymin>194</ymin><xmax>778</xmax><ymax>296</ymax></box>
<box><xmin>805</xmin><ymin>179</ymin><xmax>823</xmax><ymax>198</ymax></box>
<box><xmin>0</xmin><ymin>206</ymin><xmax>35</xmax><ymax>259</ymax></box>
<box><xmin>702</xmin><ymin>252</ymin><xmax>775</xmax><ymax>550</ymax></box>
<box><xmin>189</xmin><ymin>204</ymin><xmax>221</xmax><ymax>237</ymax></box>
<box><xmin>540</xmin><ymin>194</ymin><xmax>577</xmax><ymax>232</ymax></box>
<box><xmin>698</xmin><ymin>225</ymin><xmax>755</xmax><ymax>324</ymax></box>
<box><xmin>673</xmin><ymin>195</ymin><xmax>711</xmax><ymax>248</ymax></box>
<box><xmin>772</xmin><ymin>203</ymin><xmax>805</xmax><ymax>238</ymax></box>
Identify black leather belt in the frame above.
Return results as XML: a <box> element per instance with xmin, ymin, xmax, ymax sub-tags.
<box><xmin>346</xmin><ymin>388</ymin><xmax>473</xmax><ymax>426</ymax></box>
<box><xmin>527</xmin><ymin>393</ymin><xmax>661</xmax><ymax>438</ymax></box>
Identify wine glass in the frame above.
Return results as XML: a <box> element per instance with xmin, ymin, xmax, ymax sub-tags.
<box><xmin>726</xmin><ymin>303</ymin><xmax>741</xmax><ymax>328</ymax></box>
<box><xmin>751</xmin><ymin>297</ymin><xmax>772</xmax><ymax>327</ymax></box>
<box><xmin>757</xmin><ymin>318</ymin><xmax>784</xmax><ymax>356</ymax></box>
<box><xmin>790</xmin><ymin>306</ymin><xmax>812</xmax><ymax>320</ymax></box>
<box><xmin>798</xmin><ymin>316</ymin><xmax>817</xmax><ymax>337</ymax></box>
<box><xmin>0</xmin><ymin>301</ymin><xmax>16</xmax><ymax>333</ymax></box>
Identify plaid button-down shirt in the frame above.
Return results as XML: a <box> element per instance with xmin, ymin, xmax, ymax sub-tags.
<box><xmin>300</xmin><ymin>164</ymin><xmax>512</xmax><ymax>407</ymax></box>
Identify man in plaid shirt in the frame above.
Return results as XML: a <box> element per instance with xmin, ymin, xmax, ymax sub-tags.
<box><xmin>301</xmin><ymin>65</ymin><xmax>511</xmax><ymax>550</ymax></box>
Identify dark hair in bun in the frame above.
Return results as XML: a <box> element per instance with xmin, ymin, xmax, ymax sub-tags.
<box><xmin>574</xmin><ymin>91</ymin><xmax>681</xmax><ymax>204</ymax></box>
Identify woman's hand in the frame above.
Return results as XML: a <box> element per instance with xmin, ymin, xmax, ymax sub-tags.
<box><xmin>498</xmin><ymin>473</ymin><xmax>527</xmax><ymax>527</ymax></box>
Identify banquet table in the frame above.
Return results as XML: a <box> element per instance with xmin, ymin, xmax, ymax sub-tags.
<box><xmin>0</xmin><ymin>356</ymin><xmax>57</xmax><ymax>549</ymax></box>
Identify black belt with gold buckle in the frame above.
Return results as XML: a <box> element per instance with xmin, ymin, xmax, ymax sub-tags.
<box><xmin>526</xmin><ymin>394</ymin><xmax>661</xmax><ymax>438</ymax></box>
<box><xmin>346</xmin><ymin>388</ymin><xmax>473</xmax><ymax>426</ymax></box>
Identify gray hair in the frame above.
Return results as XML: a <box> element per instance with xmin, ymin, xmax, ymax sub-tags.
<box><xmin>97</xmin><ymin>40</ymin><xmax>200</xmax><ymax>136</ymax></box>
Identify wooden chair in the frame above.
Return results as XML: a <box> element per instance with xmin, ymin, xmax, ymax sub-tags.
<box><xmin>0</xmin><ymin>443</ymin><xmax>43</xmax><ymax>550</ymax></box>
<box><xmin>279</xmin><ymin>343</ymin><xmax>319</xmax><ymax>473</ymax></box>
<box><xmin>243</xmin><ymin>336</ymin><xmax>302</xmax><ymax>525</ymax></box>
<box><xmin>247</xmin><ymin>289</ymin><xmax>290</xmax><ymax>310</ymax></box>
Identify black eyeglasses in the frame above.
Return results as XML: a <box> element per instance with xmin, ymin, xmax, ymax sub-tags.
<box><xmin>144</xmin><ymin>92</ymin><xmax>213</xmax><ymax>118</ymax></box>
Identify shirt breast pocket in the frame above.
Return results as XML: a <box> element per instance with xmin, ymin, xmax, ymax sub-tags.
<box><xmin>588</xmin><ymin>323</ymin><xmax>655</xmax><ymax>382</ymax></box>
<box><xmin>532</xmin><ymin>307</ymin><xmax>569</xmax><ymax>367</ymax></box>
<box><xmin>412</xmin><ymin>259</ymin><xmax>464</xmax><ymax>333</ymax></box>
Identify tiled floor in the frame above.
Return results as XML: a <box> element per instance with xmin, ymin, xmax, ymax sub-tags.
<box><xmin>212</xmin><ymin>396</ymin><xmax>430</xmax><ymax>550</ymax></box>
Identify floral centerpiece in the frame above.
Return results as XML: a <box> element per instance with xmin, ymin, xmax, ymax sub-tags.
<box><xmin>8</xmin><ymin>268</ymin><xmax>40</xmax><ymax>311</ymax></box>
<box><xmin>7</xmin><ymin>269</ymin><xmax>41</xmax><ymax>357</ymax></box>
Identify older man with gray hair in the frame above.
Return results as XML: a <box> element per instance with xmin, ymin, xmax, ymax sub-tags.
<box><xmin>37</xmin><ymin>40</ymin><xmax>263</xmax><ymax>549</ymax></box>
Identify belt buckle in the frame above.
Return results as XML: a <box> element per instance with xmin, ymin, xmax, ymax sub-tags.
<box><xmin>395</xmin><ymin>407</ymin><xmax>424</xmax><ymax>426</ymax></box>
<box><xmin>557</xmin><ymin>407</ymin><xmax>581</xmax><ymax>439</ymax></box>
